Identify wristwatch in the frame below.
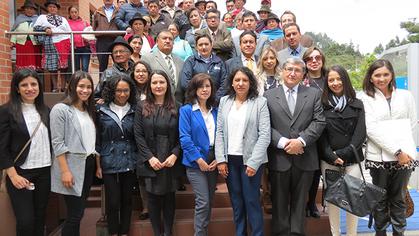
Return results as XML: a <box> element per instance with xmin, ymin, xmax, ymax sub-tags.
<box><xmin>394</xmin><ymin>149</ymin><xmax>402</xmax><ymax>158</ymax></box>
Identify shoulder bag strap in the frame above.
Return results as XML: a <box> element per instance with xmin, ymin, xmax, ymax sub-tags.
<box><xmin>350</xmin><ymin>144</ymin><xmax>366</xmax><ymax>182</ymax></box>
<box><xmin>14</xmin><ymin>120</ymin><xmax>42</xmax><ymax>163</ymax></box>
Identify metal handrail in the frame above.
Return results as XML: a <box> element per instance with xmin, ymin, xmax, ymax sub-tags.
<box><xmin>5</xmin><ymin>30</ymin><xmax>126</xmax><ymax>73</ymax></box>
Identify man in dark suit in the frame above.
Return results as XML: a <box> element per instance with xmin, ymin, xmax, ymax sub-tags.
<box><xmin>196</xmin><ymin>9</ymin><xmax>234</xmax><ymax>61</ymax></box>
<box><xmin>264</xmin><ymin>57</ymin><xmax>326</xmax><ymax>236</ymax></box>
<box><xmin>219</xmin><ymin>30</ymin><xmax>258</xmax><ymax>97</ymax></box>
<box><xmin>142</xmin><ymin>30</ymin><xmax>185</xmax><ymax>103</ymax></box>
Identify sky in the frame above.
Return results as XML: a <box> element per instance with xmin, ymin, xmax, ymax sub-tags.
<box><xmin>214</xmin><ymin>0</ymin><xmax>419</xmax><ymax>54</ymax></box>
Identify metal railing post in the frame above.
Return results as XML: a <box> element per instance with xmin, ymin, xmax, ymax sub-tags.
<box><xmin>70</xmin><ymin>32</ymin><xmax>75</xmax><ymax>74</ymax></box>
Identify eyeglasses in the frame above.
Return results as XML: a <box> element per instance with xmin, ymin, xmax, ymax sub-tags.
<box><xmin>115</xmin><ymin>89</ymin><xmax>130</xmax><ymax>94</ymax></box>
<box><xmin>206</xmin><ymin>16</ymin><xmax>219</xmax><ymax>20</ymax></box>
<box><xmin>305</xmin><ymin>55</ymin><xmax>322</xmax><ymax>63</ymax></box>
<box><xmin>284</xmin><ymin>67</ymin><xmax>303</xmax><ymax>74</ymax></box>
<box><xmin>112</xmin><ymin>50</ymin><xmax>130</xmax><ymax>55</ymax></box>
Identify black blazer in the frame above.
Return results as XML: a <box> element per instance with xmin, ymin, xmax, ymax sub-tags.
<box><xmin>0</xmin><ymin>104</ymin><xmax>51</xmax><ymax>169</ymax></box>
<box><xmin>134</xmin><ymin>103</ymin><xmax>182</xmax><ymax>178</ymax></box>
<box><xmin>264</xmin><ymin>85</ymin><xmax>326</xmax><ymax>172</ymax></box>
<box><xmin>318</xmin><ymin>98</ymin><xmax>366</xmax><ymax>165</ymax></box>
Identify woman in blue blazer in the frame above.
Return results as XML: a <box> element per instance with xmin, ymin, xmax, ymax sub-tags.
<box><xmin>179</xmin><ymin>73</ymin><xmax>218</xmax><ymax>236</ymax></box>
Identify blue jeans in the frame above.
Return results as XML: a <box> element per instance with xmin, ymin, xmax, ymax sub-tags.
<box><xmin>74</xmin><ymin>46</ymin><xmax>91</xmax><ymax>72</ymax></box>
<box><xmin>226</xmin><ymin>155</ymin><xmax>264</xmax><ymax>236</ymax></box>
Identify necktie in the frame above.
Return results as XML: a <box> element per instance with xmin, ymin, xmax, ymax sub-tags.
<box><xmin>291</xmin><ymin>49</ymin><xmax>298</xmax><ymax>56</ymax></box>
<box><xmin>211</xmin><ymin>32</ymin><xmax>216</xmax><ymax>40</ymax></box>
<box><xmin>246</xmin><ymin>58</ymin><xmax>254</xmax><ymax>71</ymax></box>
<box><xmin>287</xmin><ymin>88</ymin><xmax>295</xmax><ymax>115</ymax></box>
<box><xmin>165</xmin><ymin>55</ymin><xmax>175</xmax><ymax>86</ymax></box>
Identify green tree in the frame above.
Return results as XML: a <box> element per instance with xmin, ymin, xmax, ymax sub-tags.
<box><xmin>348</xmin><ymin>54</ymin><xmax>377</xmax><ymax>90</ymax></box>
<box><xmin>373</xmin><ymin>43</ymin><xmax>384</xmax><ymax>54</ymax></box>
<box><xmin>401</xmin><ymin>20</ymin><xmax>419</xmax><ymax>43</ymax></box>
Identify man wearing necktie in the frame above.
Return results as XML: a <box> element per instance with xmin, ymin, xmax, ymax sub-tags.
<box><xmin>264</xmin><ymin>57</ymin><xmax>325</xmax><ymax>236</ymax></box>
<box><xmin>277</xmin><ymin>23</ymin><xmax>307</xmax><ymax>67</ymax></box>
<box><xmin>142</xmin><ymin>30</ymin><xmax>185</xmax><ymax>103</ymax></box>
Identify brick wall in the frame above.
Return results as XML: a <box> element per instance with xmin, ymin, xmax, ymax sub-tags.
<box><xmin>0</xmin><ymin>1</ymin><xmax>12</xmax><ymax>104</ymax></box>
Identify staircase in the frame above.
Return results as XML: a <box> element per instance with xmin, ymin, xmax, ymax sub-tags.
<box><xmin>92</xmin><ymin>176</ymin><xmax>332</xmax><ymax>236</ymax></box>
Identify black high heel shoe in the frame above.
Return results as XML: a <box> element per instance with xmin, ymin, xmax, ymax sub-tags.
<box><xmin>306</xmin><ymin>205</ymin><xmax>321</xmax><ymax>218</ymax></box>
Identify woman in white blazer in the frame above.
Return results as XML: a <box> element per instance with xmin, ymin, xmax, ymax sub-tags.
<box><xmin>50</xmin><ymin>71</ymin><xmax>97</xmax><ymax>236</ymax></box>
<box><xmin>359</xmin><ymin>59</ymin><xmax>417</xmax><ymax>236</ymax></box>
<box><xmin>215</xmin><ymin>67</ymin><xmax>271</xmax><ymax>236</ymax></box>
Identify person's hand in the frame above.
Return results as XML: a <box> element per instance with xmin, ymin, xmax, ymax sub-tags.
<box><xmin>208</xmin><ymin>160</ymin><xmax>218</xmax><ymax>171</ymax></box>
<box><xmin>61</xmin><ymin>170</ymin><xmax>74</xmax><ymax>188</ymax></box>
<box><xmin>245</xmin><ymin>166</ymin><xmax>256</xmax><ymax>177</ymax></box>
<box><xmin>334</xmin><ymin>157</ymin><xmax>344</xmax><ymax>165</ymax></box>
<box><xmin>96</xmin><ymin>98</ymin><xmax>105</xmax><ymax>105</ymax></box>
<box><xmin>217</xmin><ymin>163</ymin><xmax>228</xmax><ymax>178</ymax></box>
<box><xmin>45</xmin><ymin>28</ymin><xmax>52</xmax><ymax>36</ymax></box>
<box><xmin>398</xmin><ymin>151</ymin><xmax>412</xmax><ymax>165</ymax></box>
<box><xmin>162</xmin><ymin>154</ymin><xmax>177</xmax><ymax>168</ymax></box>
<box><xmin>126</xmin><ymin>27</ymin><xmax>133</xmax><ymax>34</ymax></box>
<box><xmin>196</xmin><ymin>158</ymin><xmax>210</xmax><ymax>171</ymax></box>
<box><xmin>10</xmin><ymin>43</ymin><xmax>15</xmax><ymax>49</ymax></box>
<box><xmin>284</xmin><ymin>139</ymin><xmax>304</xmax><ymax>155</ymax></box>
<box><xmin>148</xmin><ymin>157</ymin><xmax>163</xmax><ymax>170</ymax></box>
<box><xmin>9</xmin><ymin>174</ymin><xmax>30</xmax><ymax>189</ymax></box>
<box><xmin>96</xmin><ymin>167</ymin><xmax>103</xmax><ymax>179</ymax></box>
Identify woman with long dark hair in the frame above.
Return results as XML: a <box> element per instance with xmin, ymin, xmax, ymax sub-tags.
<box><xmin>318</xmin><ymin>65</ymin><xmax>366</xmax><ymax>236</ymax></box>
<box><xmin>50</xmin><ymin>70</ymin><xmax>97</xmax><ymax>236</ymax></box>
<box><xmin>134</xmin><ymin>70</ymin><xmax>181</xmax><ymax>236</ymax></box>
<box><xmin>179</xmin><ymin>73</ymin><xmax>218</xmax><ymax>236</ymax></box>
<box><xmin>131</xmin><ymin>60</ymin><xmax>151</xmax><ymax>101</ymax></box>
<box><xmin>360</xmin><ymin>59</ymin><xmax>417</xmax><ymax>236</ymax></box>
<box><xmin>215</xmin><ymin>67</ymin><xmax>270</xmax><ymax>236</ymax></box>
<box><xmin>96</xmin><ymin>74</ymin><xmax>137</xmax><ymax>236</ymax></box>
<box><xmin>0</xmin><ymin>69</ymin><xmax>51</xmax><ymax>236</ymax></box>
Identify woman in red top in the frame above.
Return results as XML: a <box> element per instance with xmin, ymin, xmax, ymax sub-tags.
<box><xmin>67</xmin><ymin>5</ymin><xmax>91</xmax><ymax>72</ymax></box>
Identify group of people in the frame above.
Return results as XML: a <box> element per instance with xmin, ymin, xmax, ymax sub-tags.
<box><xmin>4</xmin><ymin>1</ymin><xmax>417</xmax><ymax>236</ymax></box>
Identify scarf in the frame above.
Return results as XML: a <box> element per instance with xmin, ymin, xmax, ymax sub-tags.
<box><xmin>12</xmin><ymin>14</ymin><xmax>39</xmax><ymax>31</ymax></box>
<box><xmin>328</xmin><ymin>94</ymin><xmax>347</xmax><ymax>112</ymax></box>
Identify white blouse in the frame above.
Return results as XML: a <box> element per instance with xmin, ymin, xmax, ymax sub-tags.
<box><xmin>74</xmin><ymin>107</ymin><xmax>96</xmax><ymax>156</ymax></box>
<box><xmin>227</xmin><ymin>101</ymin><xmax>248</xmax><ymax>155</ymax></box>
<box><xmin>110</xmin><ymin>102</ymin><xmax>130</xmax><ymax>121</ymax></box>
<box><xmin>20</xmin><ymin>103</ymin><xmax>51</xmax><ymax>169</ymax></box>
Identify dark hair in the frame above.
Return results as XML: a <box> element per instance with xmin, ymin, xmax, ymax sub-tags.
<box><xmin>185</xmin><ymin>7</ymin><xmax>199</xmax><ymax>21</ymax></box>
<box><xmin>128</xmin><ymin>34</ymin><xmax>143</xmax><ymax>44</ymax></box>
<box><xmin>239</xmin><ymin>30</ymin><xmax>257</xmax><ymax>43</ymax></box>
<box><xmin>303</xmin><ymin>46</ymin><xmax>327</xmax><ymax>78</ymax></box>
<box><xmin>282</xmin><ymin>22</ymin><xmax>301</xmax><ymax>34</ymax></box>
<box><xmin>362</xmin><ymin>59</ymin><xmax>396</xmax><ymax>98</ymax></box>
<box><xmin>148</xmin><ymin>0</ymin><xmax>159</xmax><ymax>7</ymax></box>
<box><xmin>205</xmin><ymin>8</ymin><xmax>220</xmax><ymax>18</ymax></box>
<box><xmin>233</xmin><ymin>0</ymin><xmax>246</xmax><ymax>3</ymax></box>
<box><xmin>205</xmin><ymin>0</ymin><xmax>217</xmax><ymax>9</ymax></box>
<box><xmin>63</xmin><ymin>71</ymin><xmax>95</xmax><ymax>119</ymax></box>
<box><xmin>195</xmin><ymin>33</ymin><xmax>212</xmax><ymax>45</ymax></box>
<box><xmin>226</xmin><ymin>0</ymin><xmax>234</xmax><ymax>3</ymax></box>
<box><xmin>131</xmin><ymin>60</ymin><xmax>152</xmax><ymax>93</ymax></box>
<box><xmin>169</xmin><ymin>22</ymin><xmax>180</xmax><ymax>33</ymax></box>
<box><xmin>102</xmin><ymin>74</ymin><xmax>137</xmax><ymax>105</ymax></box>
<box><xmin>281</xmin><ymin>10</ymin><xmax>296</xmax><ymax>23</ymax></box>
<box><xmin>67</xmin><ymin>5</ymin><xmax>79</xmax><ymax>19</ymax></box>
<box><xmin>226</xmin><ymin>67</ymin><xmax>259</xmax><ymax>100</ymax></box>
<box><xmin>142</xmin><ymin>70</ymin><xmax>177</xmax><ymax>117</ymax></box>
<box><xmin>222</xmin><ymin>12</ymin><xmax>232</xmax><ymax>21</ymax></box>
<box><xmin>184</xmin><ymin>73</ymin><xmax>216</xmax><ymax>109</ymax></box>
<box><xmin>321</xmin><ymin>65</ymin><xmax>356</xmax><ymax>105</ymax></box>
<box><xmin>8</xmin><ymin>69</ymin><xmax>49</xmax><ymax>125</ymax></box>
<box><xmin>242</xmin><ymin>10</ymin><xmax>257</xmax><ymax>21</ymax></box>
<box><xmin>156</xmin><ymin>29</ymin><xmax>174</xmax><ymax>39</ymax></box>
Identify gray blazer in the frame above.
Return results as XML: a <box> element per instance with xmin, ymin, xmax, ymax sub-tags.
<box><xmin>277</xmin><ymin>45</ymin><xmax>307</xmax><ymax>67</ymax></box>
<box><xmin>215</xmin><ymin>95</ymin><xmax>271</xmax><ymax>171</ymax></box>
<box><xmin>50</xmin><ymin>103</ymin><xmax>94</xmax><ymax>196</ymax></box>
<box><xmin>141</xmin><ymin>50</ymin><xmax>185</xmax><ymax>103</ymax></box>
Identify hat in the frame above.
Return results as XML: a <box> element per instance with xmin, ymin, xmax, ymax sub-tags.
<box><xmin>108</xmin><ymin>36</ymin><xmax>133</xmax><ymax>54</ymax></box>
<box><xmin>257</xmin><ymin>5</ymin><xmax>271</xmax><ymax>14</ymax></box>
<box><xmin>129</xmin><ymin>13</ymin><xmax>147</xmax><ymax>26</ymax></box>
<box><xmin>195</xmin><ymin>0</ymin><xmax>206</xmax><ymax>7</ymax></box>
<box><xmin>44</xmin><ymin>0</ymin><xmax>60</xmax><ymax>9</ymax></box>
<box><xmin>264</xmin><ymin>13</ymin><xmax>280</xmax><ymax>24</ymax></box>
<box><xmin>21</xmin><ymin>0</ymin><xmax>37</xmax><ymax>10</ymax></box>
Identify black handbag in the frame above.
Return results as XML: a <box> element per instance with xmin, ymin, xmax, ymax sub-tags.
<box><xmin>324</xmin><ymin>144</ymin><xmax>387</xmax><ymax>217</ymax></box>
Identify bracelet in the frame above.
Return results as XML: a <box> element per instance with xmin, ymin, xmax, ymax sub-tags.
<box><xmin>394</xmin><ymin>149</ymin><xmax>402</xmax><ymax>158</ymax></box>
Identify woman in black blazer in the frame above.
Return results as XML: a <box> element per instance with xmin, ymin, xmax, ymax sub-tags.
<box><xmin>134</xmin><ymin>70</ymin><xmax>181</xmax><ymax>236</ymax></box>
<box><xmin>0</xmin><ymin>69</ymin><xmax>51</xmax><ymax>236</ymax></box>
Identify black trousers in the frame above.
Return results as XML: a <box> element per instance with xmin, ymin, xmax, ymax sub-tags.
<box><xmin>96</xmin><ymin>37</ymin><xmax>115</xmax><ymax>73</ymax></box>
<box><xmin>6</xmin><ymin>166</ymin><xmax>51</xmax><ymax>236</ymax></box>
<box><xmin>370</xmin><ymin>168</ymin><xmax>412</xmax><ymax>235</ymax></box>
<box><xmin>147</xmin><ymin>191</ymin><xmax>176</xmax><ymax>236</ymax></box>
<box><xmin>62</xmin><ymin>155</ymin><xmax>95</xmax><ymax>236</ymax></box>
<box><xmin>307</xmin><ymin>169</ymin><xmax>321</xmax><ymax>208</ymax></box>
<box><xmin>270</xmin><ymin>166</ymin><xmax>314</xmax><ymax>236</ymax></box>
<box><xmin>103</xmin><ymin>171</ymin><xmax>136</xmax><ymax>235</ymax></box>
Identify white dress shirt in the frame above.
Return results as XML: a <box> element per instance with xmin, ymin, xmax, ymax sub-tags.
<box><xmin>227</xmin><ymin>101</ymin><xmax>248</xmax><ymax>155</ymax></box>
<box><xmin>192</xmin><ymin>103</ymin><xmax>215</xmax><ymax>146</ymax></box>
<box><xmin>74</xmin><ymin>107</ymin><xmax>96</xmax><ymax>156</ymax></box>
